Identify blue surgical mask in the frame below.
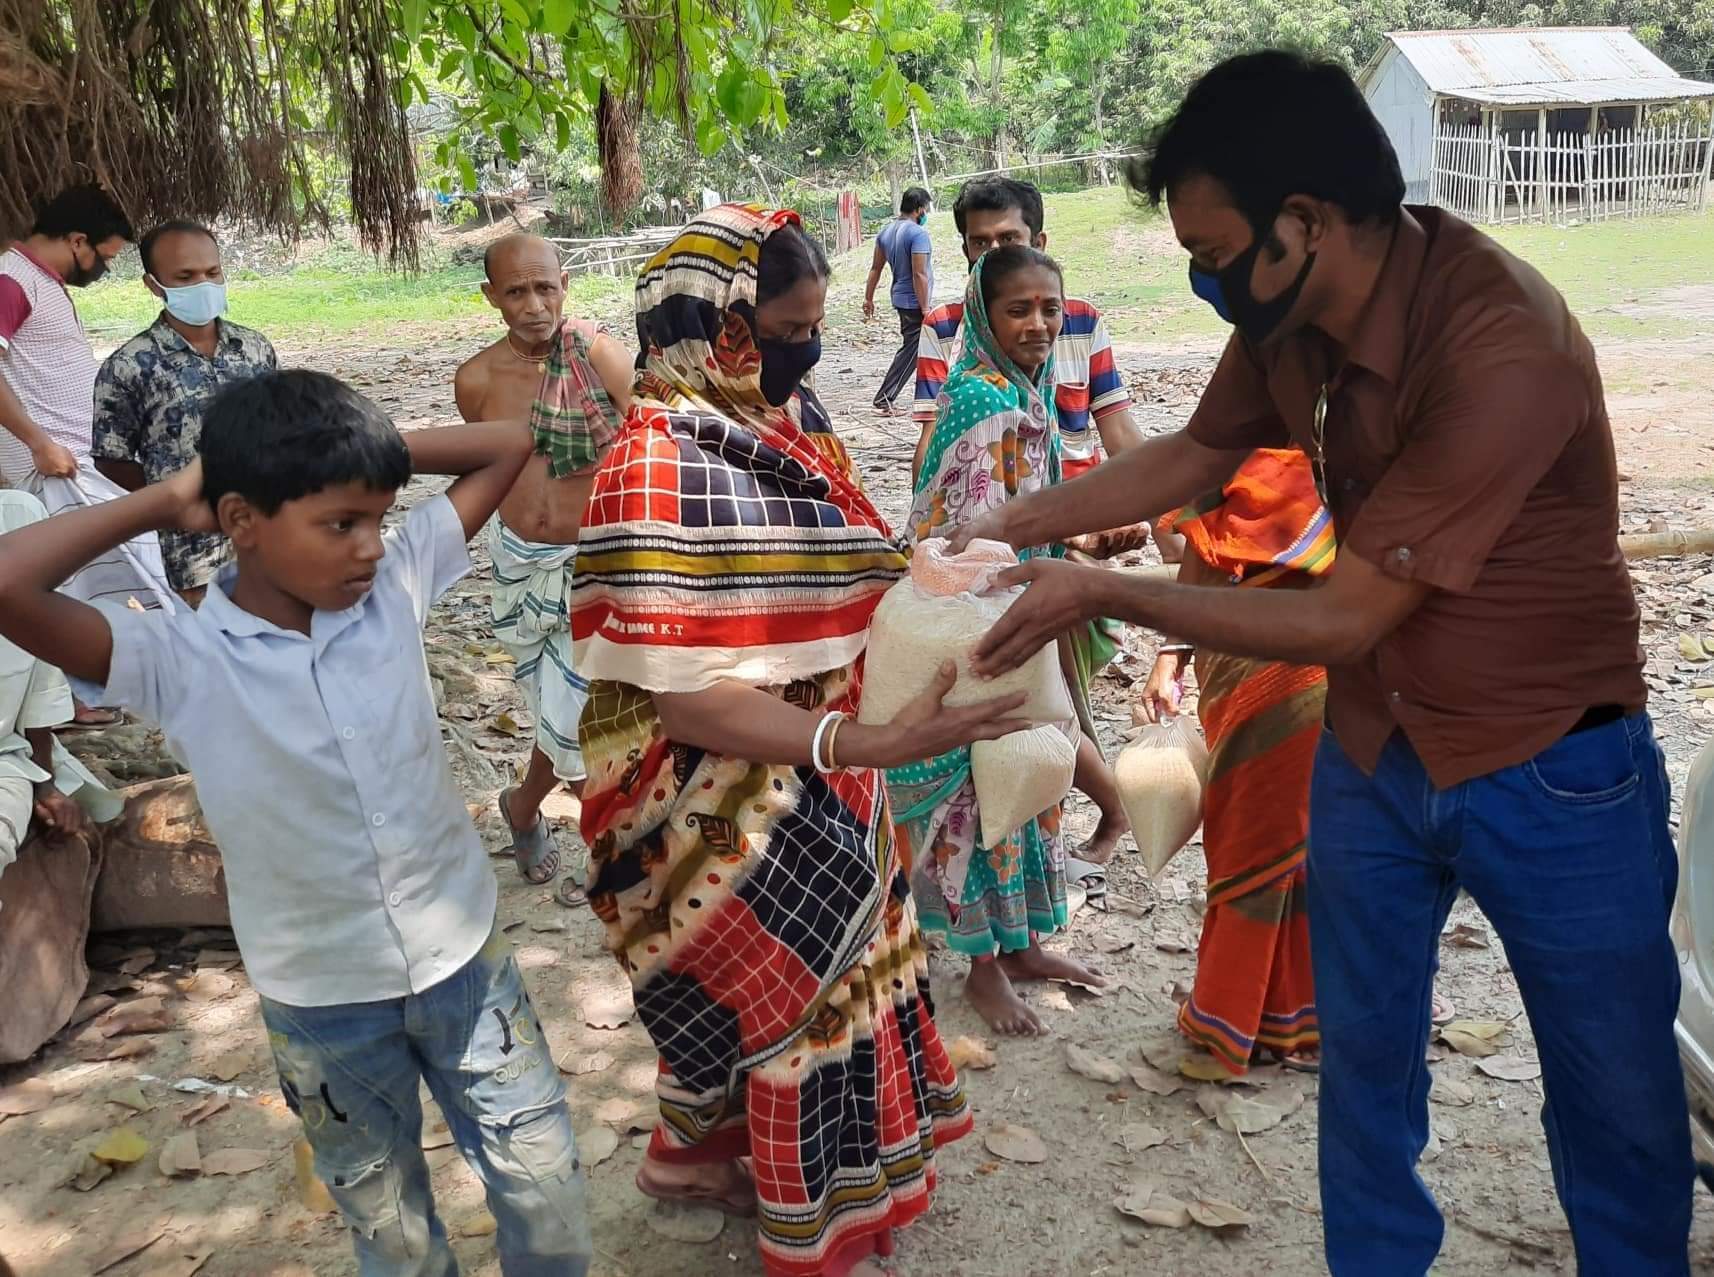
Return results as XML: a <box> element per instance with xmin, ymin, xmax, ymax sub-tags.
<box><xmin>152</xmin><ymin>278</ymin><xmax>228</xmax><ymax>327</ymax></box>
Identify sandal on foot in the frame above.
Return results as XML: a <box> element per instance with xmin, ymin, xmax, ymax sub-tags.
<box><xmin>555</xmin><ymin>876</ymin><xmax>588</xmax><ymax>908</ymax></box>
<box><xmin>1431</xmin><ymin>990</ymin><xmax>1456</xmax><ymax>1026</ymax></box>
<box><xmin>635</xmin><ymin>1164</ymin><xmax>758</xmax><ymax>1218</ymax></box>
<box><xmin>498</xmin><ymin>788</ymin><xmax>560</xmax><ymax>885</ymax></box>
<box><xmin>1065</xmin><ymin>856</ymin><xmax>1109</xmax><ymax>909</ymax></box>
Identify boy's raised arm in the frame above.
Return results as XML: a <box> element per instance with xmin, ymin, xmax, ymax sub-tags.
<box><xmin>0</xmin><ymin>467</ymin><xmax>209</xmax><ymax>685</ymax></box>
<box><xmin>407</xmin><ymin>421</ymin><xmax>533</xmax><ymax>540</ymax></box>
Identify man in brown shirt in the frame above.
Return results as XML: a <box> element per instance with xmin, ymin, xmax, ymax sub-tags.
<box><xmin>957</xmin><ymin>51</ymin><xmax>1691</xmax><ymax>1275</ymax></box>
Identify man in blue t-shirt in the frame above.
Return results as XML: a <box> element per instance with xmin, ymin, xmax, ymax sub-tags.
<box><xmin>863</xmin><ymin>187</ymin><xmax>934</xmax><ymax>413</ymax></box>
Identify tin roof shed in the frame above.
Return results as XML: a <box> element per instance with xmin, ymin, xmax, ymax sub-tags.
<box><xmin>1358</xmin><ymin>27</ymin><xmax>1714</xmax><ymax>108</ymax></box>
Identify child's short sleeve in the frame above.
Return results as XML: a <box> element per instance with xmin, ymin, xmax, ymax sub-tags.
<box><xmin>384</xmin><ymin>493</ymin><xmax>473</xmax><ymax>628</ymax></box>
<box><xmin>71</xmin><ymin>604</ymin><xmax>185</xmax><ymax>730</ymax></box>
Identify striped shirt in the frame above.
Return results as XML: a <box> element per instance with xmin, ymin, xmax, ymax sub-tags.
<box><xmin>0</xmin><ymin>246</ymin><xmax>98</xmax><ymax>485</ymax></box>
<box><xmin>912</xmin><ymin>296</ymin><xmax>1130</xmax><ymax>473</ymax></box>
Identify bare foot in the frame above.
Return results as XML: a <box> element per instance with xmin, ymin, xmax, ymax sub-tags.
<box><xmin>1081</xmin><ymin>806</ymin><xmax>1129</xmax><ymax>866</ymax></box>
<box><xmin>635</xmin><ymin>1155</ymin><xmax>756</xmax><ymax>1216</ymax></box>
<box><xmin>998</xmin><ymin>940</ymin><xmax>1107</xmax><ymax>989</ymax></box>
<box><xmin>965</xmin><ymin>959</ymin><xmax>1043</xmax><ymax>1036</ymax></box>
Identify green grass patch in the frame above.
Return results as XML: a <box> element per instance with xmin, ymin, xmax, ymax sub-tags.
<box><xmin>74</xmin><ymin>245</ymin><xmax>634</xmax><ymax>346</ymax></box>
<box><xmin>75</xmin><ymin>192</ymin><xmax>1714</xmax><ymax>349</ymax></box>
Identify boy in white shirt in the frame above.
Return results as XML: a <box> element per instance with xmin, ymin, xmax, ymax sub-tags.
<box><xmin>0</xmin><ymin>369</ymin><xmax>592</xmax><ymax>1277</ymax></box>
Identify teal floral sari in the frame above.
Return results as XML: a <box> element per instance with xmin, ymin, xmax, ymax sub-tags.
<box><xmin>889</xmin><ymin>255</ymin><xmax>1114</xmax><ymax>958</ymax></box>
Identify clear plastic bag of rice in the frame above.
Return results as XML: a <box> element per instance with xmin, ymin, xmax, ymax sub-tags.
<box><xmin>972</xmin><ymin>722</ymin><xmax>1077</xmax><ymax>847</ymax></box>
<box><xmin>1115</xmin><ymin>716</ymin><xmax>1209</xmax><ymax>877</ymax></box>
<box><xmin>859</xmin><ymin>538</ymin><xmax>1073</xmax><ymax>728</ymax></box>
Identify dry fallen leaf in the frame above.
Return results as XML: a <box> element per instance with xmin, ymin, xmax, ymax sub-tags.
<box><xmin>80</xmin><ymin>1038</ymin><xmax>155</xmax><ymax>1062</ymax></box>
<box><xmin>948</xmin><ymin>1036</ymin><xmax>997</xmax><ymax>1071</ymax></box>
<box><xmin>1128</xmin><ymin>1063</ymin><xmax>1184</xmax><ymax>1097</ymax></box>
<box><xmin>459</xmin><ymin>1211</ymin><xmax>499</xmax><ymax>1237</ymax></box>
<box><xmin>1065</xmin><ymin>1044</ymin><xmax>1126</xmax><ymax>1085</ymax></box>
<box><xmin>181</xmin><ymin>1095</ymin><xmax>230</xmax><ymax>1127</ymax></box>
<box><xmin>1209</xmin><ymin>1086</ymin><xmax>1305</xmax><ymax>1135</ymax></box>
<box><xmin>1117</xmin><ymin>1123</ymin><xmax>1168</xmax><ymax>1154</ymax></box>
<box><xmin>580</xmin><ymin>1126</ymin><xmax>620</xmax><ymax>1167</ymax></box>
<box><xmin>1188</xmin><ymin>1196</ymin><xmax>1255</xmax><ymax>1230</ymax></box>
<box><xmin>107</xmin><ymin>1083</ymin><xmax>151</xmax><ymax>1113</ymax></box>
<box><xmin>117</xmin><ymin>950</ymin><xmax>158</xmax><ymax>976</ymax></box>
<box><xmin>202</xmin><ymin>1147</ymin><xmax>272</xmax><ymax>1176</ymax></box>
<box><xmin>1444</xmin><ymin>923</ymin><xmax>1491</xmax><ymax>950</ymax></box>
<box><xmin>159</xmin><ymin>1131</ymin><xmax>202</xmax><ymax>1178</ymax></box>
<box><xmin>1476</xmin><ymin>1054</ymin><xmax>1542</xmax><ymax>1083</ymax></box>
<box><xmin>594</xmin><ymin>1097</ymin><xmax>639</xmax><ymax>1125</ymax></box>
<box><xmin>984</xmin><ymin>1122</ymin><xmax>1048</xmax><ymax>1164</ymax></box>
<box><xmin>70</xmin><ymin>994</ymin><xmax>118</xmax><ymax>1027</ymax></box>
<box><xmin>207</xmin><ymin>1052</ymin><xmax>250</xmax><ymax>1083</ymax></box>
<box><xmin>0</xmin><ymin>1078</ymin><xmax>55</xmax><ymax>1116</ymax></box>
<box><xmin>294</xmin><ymin>1138</ymin><xmax>337</xmax><ymax>1214</ymax></box>
<box><xmin>1154</xmin><ymin>931</ymin><xmax>1193</xmax><ymax>954</ymax></box>
<box><xmin>93</xmin><ymin>1126</ymin><xmax>150</xmax><ymax>1166</ymax></box>
<box><xmin>1438</xmin><ymin>1020</ymin><xmax>1509</xmax><ymax>1059</ymax></box>
<box><xmin>492</xmin><ymin>712</ymin><xmax>523</xmax><ymax>737</ymax></box>
<box><xmin>181</xmin><ymin>970</ymin><xmax>237</xmax><ymax>1002</ymax></box>
<box><xmin>421</xmin><ymin>1123</ymin><xmax>455</xmax><ymax>1151</ymax></box>
<box><xmin>70</xmin><ymin>1154</ymin><xmax>114</xmax><ymax>1192</ymax></box>
<box><xmin>1429</xmin><ymin>1075</ymin><xmax>1475</xmax><ymax>1107</ymax></box>
<box><xmin>89</xmin><ymin>1224</ymin><xmax>166</xmax><ymax>1274</ymax></box>
<box><xmin>1135</xmin><ymin>1033</ymin><xmax>1190</xmax><ymax>1074</ymax></box>
<box><xmin>1680</xmin><ymin>633</ymin><xmax>1710</xmax><ymax>662</ymax></box>
<box><xmin>557</xmin><ymin>1049</ymin><xmax>614</xmax><ymax>1076</ymax></box>
<box><xmin>94</xmin><ymin>999</ymin><xmax>173</xmax><ymax>1037</ymax></box>
<box><xmin>1114</xmin><ymin>1177</ymin><xmax>1191</xmax><ymax>1228</ymax></box>
<box><xmin>1179</xmin><ymin>1054</ymin><xmax>1238</xmax><ymax>1083</ymax></box>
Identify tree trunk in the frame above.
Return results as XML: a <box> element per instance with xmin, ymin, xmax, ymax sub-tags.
<box><xmin>90</xmin><ymin>774</ymin><xmax>229</xmax><ymax>933</ymax></box>
<box><xmin>1092</xmin><ymin>75</ymin><xmax>1110</xmax><ymax>184</ymax></box>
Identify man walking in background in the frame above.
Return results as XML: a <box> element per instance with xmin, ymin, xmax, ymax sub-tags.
<box><xmin>863</xmin><ymin>186</ymin><xmax>933</xmax><ymax>414</ymax></box>
<box><xmin>94</xmin><ymin>221</ymin><xmax>278</xmax><ymax>606</ymax></box>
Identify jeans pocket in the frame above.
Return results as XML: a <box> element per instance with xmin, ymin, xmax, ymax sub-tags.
<box><xmin>1522</xmin><ymin>722</ymin><xmax>1641</xmax><ymax>806</ymax></box>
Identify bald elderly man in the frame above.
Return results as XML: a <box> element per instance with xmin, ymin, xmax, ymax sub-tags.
<box><xmin>455</xmin><ymin>233</ymin><xmax>632</xmax><ymax>902</ymax></box>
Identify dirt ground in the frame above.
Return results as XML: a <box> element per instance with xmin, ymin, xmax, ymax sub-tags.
<box><xmin>4</xmin><ymin>304</ymin><xmax>1714</xmax><ymax>1277</ymax></box>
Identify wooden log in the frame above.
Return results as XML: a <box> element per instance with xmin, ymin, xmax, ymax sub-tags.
<box><xmin>90</xmin><ymin>774</ymin><xmax>229</xmax><ymax>933</ymax></box>
<box><xmin>0</xmin><ymin>829</ymin><xmax>102</xmax><ymax>1063</ymax></box>
<box><xmin>1618</xmin><ymin>530</ymin><xmax>1714</xmax><ymax>561</ymax></box>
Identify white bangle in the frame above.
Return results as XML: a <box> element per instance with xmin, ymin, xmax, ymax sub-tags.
<box><xmin>811</xmin><ymin>711</ymin><xmax>845</xmax><ymax>774</ymax></box>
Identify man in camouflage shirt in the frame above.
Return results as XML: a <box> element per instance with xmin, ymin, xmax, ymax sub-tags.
<box><xmin>93</xmin><ymin>221</ymin><xmax>276</xmax><ymax>603</ymax></box>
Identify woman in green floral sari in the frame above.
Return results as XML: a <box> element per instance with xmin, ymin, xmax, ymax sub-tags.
<box><xmin>890</xmin><ymin>245</ymin><xmax>1114</xmax><ymax>1035</ymax></box>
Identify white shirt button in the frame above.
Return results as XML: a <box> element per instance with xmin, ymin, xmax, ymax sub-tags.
<box><xmin>1390</xmin><ymin>691</ymin><xmax>1403</xmax><ymax>703</ymax></box>
<box><xmin>388</xmin><ymin>891</ymin><xmax>402</xmax><ymax>907</ymax></box>
<box><xmin>342</xmin><ymin>727</ymin><xmax>356</xmax><ymax>740</ymax></box>
<box><xmin>1396</xmin><ymin>546</ymin><xmax>1413</xmax><ymax>562</ymax></box>
<box><xmin>372</xmin><ymin>813</ymin><xmax>386</xmax><ymax>828</ymax></box>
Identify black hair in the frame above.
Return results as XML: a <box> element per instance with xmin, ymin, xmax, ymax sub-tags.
<box><xmin>755</xmin><ymin>222</ymin><xmax>829</xmax><ymax>306</ymax></box>
<box><xmin>139</xmin><ymin>220</ymin><xmax>218</xmax><ymax>277</ymax></box>
<box><xmin>31</xmin><ymin>184</ymin><xmax>135</xmax><ymax>244</ymax></box>
<box><xmin>900</xmin><ymin>186</ymin><xmax>932</xmax><ymax>215</ymax></box>
<box><xmin>1130</xmin><ymin>50</ymin><xmax>1405</xmax><ymax>229</ymax></box>
<box><xmin>952</xmin><ymin>177</ymin><xmax>1044</xmax><ymax>239</ymax></box>
<box><xmin>978</xmin><ymin>244</ymin><xmax>1063</xmax><ymax>312</ymax></box>
<box><xmin>201</xmin><ymin>370</ymin><xmax>412</xmax><ymax>514</ymax></box>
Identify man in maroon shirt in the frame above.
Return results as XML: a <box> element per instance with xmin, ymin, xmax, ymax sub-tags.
<box><xmin>957</xmin><ymin>51</ymin><xmax>1691</xmax><ymax>1275</ymax></box>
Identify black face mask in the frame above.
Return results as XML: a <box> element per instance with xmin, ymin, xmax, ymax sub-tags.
<box><xmin>67</xmin><ymin>242</ymin><xmax>109</xmax><ymax>288</ymax></box>
<box><xmin>757</xmin><ymin>332</ymin><xmax>822</xmax><ymax>407</ymax></box>
<box><xmin>1188</xmin><ymin>225</ymin><xmax>1315</xmax><ymax>346</ymax></box>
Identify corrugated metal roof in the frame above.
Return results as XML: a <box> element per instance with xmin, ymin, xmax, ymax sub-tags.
<box><xmin>1371</xmin><ymin>27</ymin><xmax>1713</xmax><ymax>105</ymax></box>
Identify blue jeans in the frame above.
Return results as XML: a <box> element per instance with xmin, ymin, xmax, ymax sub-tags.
<box><xmin>1308</xmin><ymin>715</ymin><xmax>1692</xmax><ymax>1275</ymax></box>
<box><xmin>259</xmin><ymin>926</ymin><xmax>592</xmax><ymax>1277</ymax></box>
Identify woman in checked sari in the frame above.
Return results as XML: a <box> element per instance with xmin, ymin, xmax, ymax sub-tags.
<box><xmin>1138</xmin><ymin>448</ymin><xmax>1333</xmax><ymax>1074</ymax></box>
<box><xmin>569</xmin><ymin>205</ymin><xmax>1027</xmax><ymax>1277</ymax></box>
